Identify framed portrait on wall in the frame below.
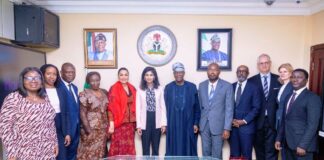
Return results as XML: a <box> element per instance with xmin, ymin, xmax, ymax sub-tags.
<box><xmin>137</xmin><ymin>25</ymin><xmax>177</xmax><ymax>66</ymax></box>
<box><xmin>84</xmin><ymin>28</ymin><xmax>117</xmax><ymax>68</ymax></box>
<box><xmin>197</xmin><ymin>28</ymin><xmax>232</xmax><ymax>71</ymax></box>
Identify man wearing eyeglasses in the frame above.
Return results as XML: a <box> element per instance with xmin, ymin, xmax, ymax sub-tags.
<box><xmin>248</xmin><ymin>54</ymin><xmax>281</xmax><ymax>160</ymax></box>
<box><xmin>230</xmin><ymin>65</ymin><xmax>261</xmax><ymax>160</ymax></box>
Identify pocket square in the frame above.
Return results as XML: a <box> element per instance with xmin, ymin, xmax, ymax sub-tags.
<box><xmin>274</xmin><ymin>87</ymin><xmax>280</xmax><ymax>90</ymax></box>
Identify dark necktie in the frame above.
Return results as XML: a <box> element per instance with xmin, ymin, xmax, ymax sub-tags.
<box><xmin>263</xmin><ymin>75</ymin><xmax>269</xmax><ymax>98</ymax></box>
<box><xmin>236</xmin><ymin>83</ymin><xmax>242</xmax><ymax>105</ymax></box>
<box><xmin>68</xmin><ymin>83</ymin><xmax>74</xmax><ymax>97</ymax></box>
<box><xmin>286</xmin><ymin>92</ymin><xmax>297</xmax><ymax>114</ymax></box>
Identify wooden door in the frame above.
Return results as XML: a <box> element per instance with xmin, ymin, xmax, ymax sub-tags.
<box><xmin>309</xmin><ymin>44</ymin><xmax>324</xmax><ymax>160</ymax></box>
<box><xmin>309</xmin><ymin>44</ymin><xmax>324</xmax><ymax>96</ymax></box>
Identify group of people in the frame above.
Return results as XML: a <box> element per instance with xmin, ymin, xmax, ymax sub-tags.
<box><xmin>0</xmin><ymin>53</ymin><xmax>322</xmax><ymax>160</ymax></box>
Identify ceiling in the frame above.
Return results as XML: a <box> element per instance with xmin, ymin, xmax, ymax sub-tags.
<box><xmin>16</xmin><ymin>0</ymin><xmax>324</xmax><ymax>15</ymax></box>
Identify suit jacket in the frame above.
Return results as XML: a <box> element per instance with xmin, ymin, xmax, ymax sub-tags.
<box><xmin>233</xmin><ymin>81</ymin><xmax>261</xmax><ymax>134</ymax></box>
<box><xmin>54</xmin><ymin>87</ymin><xmax>71</xmax><ymax>137</ymax></box>
<box><xmin>276</xmin><ymin>82</ymin><xmax>293</xmax><ymax>130</ymax></box>
<box><xmin>136</xmin><ymin>86</ymin><xmax>167</xmax><ymax>130</ymax></box>
<box><xmin>276</xmin><ymin>89</ymin><xmax>322</xmax><ymax>152</ymax></box>
<box><xmin>58</xmin><ymin>80</ymin><xmax>80</xmax><ymax>138</ymax></box>
<box><xmin>248</xmin><ymin>73</ymin><xmax>281</xmax><ymax>130</ymax></box>
<box><xmin>198</xmin><ymin>79</ymin><xmax>234</xmax><ymax>135</ymax></box>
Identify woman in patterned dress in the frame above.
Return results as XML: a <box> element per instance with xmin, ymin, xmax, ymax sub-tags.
<box><xmin>77</xmin><ymin>71</ymin><xmax>108</xmax><ymax>160</ymax></box>
<box><xmin>0</xmin><ymin>67</ymin><xmax>58</xmax><ymax>160</ymax></box>
<box><xmin>107</xmin><ymin>67</ymin><xmax>137</xmax><ymax>156</ymax></box>
<box><xmin>136</xmin><ymin>66</ymin><xmax>167</xmax><ymax>156</ymax></box>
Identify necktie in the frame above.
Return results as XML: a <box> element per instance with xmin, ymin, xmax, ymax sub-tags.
<box><xmin>236</xmin><ymin>83</ymin><xmax>242</xmax><ymax>105</ymax></box>
<box><xmin>68</xmin><ymin>83</ymin><xmax>74</xmax><ymax>97</ymax></box>
<box><xmin>209</xmin><ymin>84</ymin><xmax>215</xmax><ymax>101</ymax></box>
<box><xmin>286</xmin><ymin>92</ymin><xmax>297</xmax><ymax>114</ymax></box>
<box><xmin>263</xmin><ymin>76</ymin><xmax>269</xmax><ymax>98</ymax></box>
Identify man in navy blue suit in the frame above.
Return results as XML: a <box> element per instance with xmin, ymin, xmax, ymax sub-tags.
<box><xmin>248</xmin><ymin>54</ymin><xmax>281</xmax><ymax>160</ymax></box>
<box><xmin>59</xmin><ymin>62</ymin><xmax>80</xmax><ymax>160</ymax></box>
<box><xmin>230</xmin><ymin>65</ymin><xmax>261</xmax><ymax>160</ymax></box>
<box><xmin>275</xmin><ymin>69</ymin><xmax>322</xmax><ymax>160</ymax></box>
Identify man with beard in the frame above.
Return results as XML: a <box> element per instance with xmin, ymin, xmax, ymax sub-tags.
<box><xmin>164</xmin><ymin>62</ymin><xmax>201</xmax><ymax>156</ymax></box>
<box><xmin>198</xmin><ymin>63</ymin><xmax>234</xmax><ymax>159</ymax></box>
<box><xmin>230</xmin><ymin>65</ymin><xmax>261</xmax><ymax>160</ymax></box>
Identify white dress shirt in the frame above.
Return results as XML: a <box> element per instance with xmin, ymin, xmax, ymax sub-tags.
<box><xmin>61</xmin><ymin>79</ymin><xmax>78</xmax><ymax>102</ymax></box>
<box><xmin>208</xmin><ymin>79</ymin><xmax>219</xmax><ymax>95</ymax></box>
<box><xmin>286</xmin><ymin>86</ymin><xmax>307</xmax><ymax>114</ymax></box>
<box><xmin>234</xmin><ymin>80</ymin><xmax>248</xmax><ymax>124</ymax></box>
<box><xmin>46</xmin><ymin>88</ymin><xmax>61</xmax><ymax>113</ymax></box>
<box><xmin>260</xmin><ymin>72</ymin><xmax>271</xmax><ymax>116</ymax></box>
<box><xmin>277</xmin><ymin>83</ymin><xmax>288</xmax><ymax>102</ymax></box>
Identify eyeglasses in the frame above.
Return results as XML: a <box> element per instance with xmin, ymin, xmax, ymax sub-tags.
<box><xmin>236</xmin><ymin>69</ymin><xmax>248</xmax><ymax>73</ymax></box>
<box><xmin>258</xmin><ymin>61</ymin><xmax>270</xmax><ymax>65</ymax></box>
<box><xmin>24</xmin><ymin>76</ymin><xmax>42</xmax><ymax>82</ymax></box>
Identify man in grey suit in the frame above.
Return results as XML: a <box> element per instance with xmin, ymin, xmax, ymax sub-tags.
<box><xmin>198</xmin><ymin>63</ymin><xmax>234</xmax><ymax>159</ymax></box>
<box><xmin>275</xmin><ymin>69</ymin><xmax>322</xmax><ymax>160</ymax></box>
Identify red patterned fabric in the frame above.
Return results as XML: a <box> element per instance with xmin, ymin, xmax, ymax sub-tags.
<box><xmin>108</xmin><ymin>123</ymin><xmax>136</xmax><ymax>156</ymax></box>
<box><xmin>107</xmin><ymin>81</ymin><xmax>136</xmax><ymax>128</ymax></box>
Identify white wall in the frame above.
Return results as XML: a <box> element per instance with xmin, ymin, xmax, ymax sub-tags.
<box><xmin>311</xmin><ymin>10</ymin><xmax>324</xmax><ymax>45</ymax></box>
<box><xmin>47</xmin><ymin>14</ymin><xmax>310</xmax><ymax>88</ymax></box>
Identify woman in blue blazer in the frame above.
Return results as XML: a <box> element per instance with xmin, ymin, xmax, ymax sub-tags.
<box><xmin>41</xmin><ymin>64</ymin><xmax>71</xmax><ymax>160</ymax></box>
<box><xmin>276</xmin><ymin>63</ymin><xmax>294</xmax><ymax>160</ymax></box>
<box><xmin>276</xmin><ymin>63</ymin><xmax>294</xmax><ymax>130</ymax></box>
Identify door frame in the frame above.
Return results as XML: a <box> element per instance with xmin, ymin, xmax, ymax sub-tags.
<box><xmin>309</xmin><ymin>43</ymin><xmax>324</xmax><ymax>95</ymax></box>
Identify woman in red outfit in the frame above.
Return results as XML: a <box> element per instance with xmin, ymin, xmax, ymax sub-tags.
<box><xmin>107</xmin><ymin>67</ymin><xmax>137</xmax><ymax>156</ymax></box>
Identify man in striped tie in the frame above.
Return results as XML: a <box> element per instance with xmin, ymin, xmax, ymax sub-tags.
<box><xmin>248</xmin><ymin>54</ymin><xmax>281</xmax><ymax>160</ymax></box>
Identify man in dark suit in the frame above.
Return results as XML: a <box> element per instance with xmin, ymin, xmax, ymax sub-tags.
<box><xmin>59</xmin><ymin>62</ymin><xmax>80</xmax><ymax>160</ymax></box>
<box><xmin>248</xmin><ymin>54</ymin><xmax>281</xmax><ymax>160</ymax></box>
<box><xmin>275</xmin><ymin>69</ymin><xmax>322</xmax><ymax>160</ymax></box>
<box><xmin>230</xmin><ymin>65</ymin><xmax>261</xmax><ymax>160</ymax></box>
<box><xmin>198</xmin><ymin>63</ymin><xmax>234</xmax><ymax>159</ymax></box>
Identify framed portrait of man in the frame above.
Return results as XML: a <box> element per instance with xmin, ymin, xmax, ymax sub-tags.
<box><xmin>197</xmin><ymin>28</ymin><xmax>232</xmax><ymax>71</ymax></box>
<box><xmin>84</xmin><ymin>28</ymin><xmax>117</xmax><ymax>68</ymax></box>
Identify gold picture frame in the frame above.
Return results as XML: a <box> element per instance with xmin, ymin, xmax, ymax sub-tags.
<box><xmin>84</xmin><ymin>28</ymin><xmax>117</xmax><ymax>68</ymax></box>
